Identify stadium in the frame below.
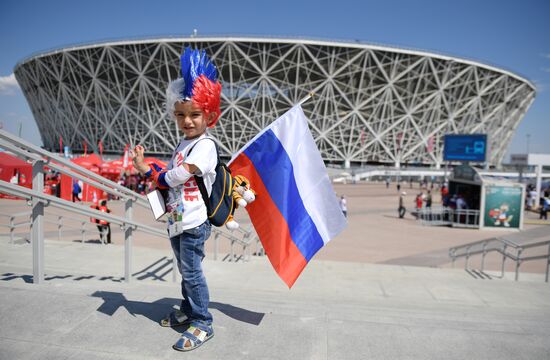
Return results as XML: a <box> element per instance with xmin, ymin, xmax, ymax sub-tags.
<box><xmin>14</xmin><ymin>36</ymin><xmax>536</xmax><ymax>167</ymax></box>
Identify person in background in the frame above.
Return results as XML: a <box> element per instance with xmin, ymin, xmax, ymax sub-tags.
<box><xmin>339</xmin><ymin>195</ymin><xmax>348</xmax><ymax>218</ymax></box>
<box><xmin>398</xmin><ymin>192</ymin><xmax>406</xmax><ymax>218</ymax></box>
<box><xmin>540</xmin><ymin>195</ymin><xmax>549</xmax><ymax>220</ymax></box>
<box><xmin>93</xmin><ymin>199</ymin><xmax>112</xmax><ymax>244</ymax></box>
<box><xmin>425</xmin><ymin>190</ymin><xmax>432</xmax><ymax>208</ymax></box>
<box><xmin>72</xmin><ymin>180</ymin><xmax>81</xmax><ymax>202</ymax></box>
<box><xmin>10</xmin><ymin>170</ymin><xmax>19</xmax><ymax>185</ymax></box>
<box><xmin>415</xmin><ymin>192</ymin><xmax>423</xmax><ymax>210</ymax></box>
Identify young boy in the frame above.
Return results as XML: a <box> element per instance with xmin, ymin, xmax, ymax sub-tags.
<box><xmin>131</xmin><ymin>47</ymin><xmax>221</xmax><ymax>352</ymax></box>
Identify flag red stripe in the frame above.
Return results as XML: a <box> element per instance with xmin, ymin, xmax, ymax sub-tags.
<box><xmin>230</xmin><ymin>153</ymin><xmax>307</xmax><ymax>287</ymax></box>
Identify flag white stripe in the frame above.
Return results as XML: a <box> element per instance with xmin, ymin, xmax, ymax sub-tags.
<box><xmin>270</xmin><ymin>106</ymin><xmax>347</xmax><ymax>244</ymax></box>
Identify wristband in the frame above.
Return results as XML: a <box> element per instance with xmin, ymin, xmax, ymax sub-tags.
<box><xmin>148</xmin><ymin>163</ymin><xmax>169</xmax><ymax>189</ymax></box>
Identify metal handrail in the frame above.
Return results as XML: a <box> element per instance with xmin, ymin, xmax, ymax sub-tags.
<box><xmin>0</xmin><ymin>210</ymin><xmax>116</xmax><ymax>244</ymax></box>
<box><xmin>0</xmin><ymin>130</ymin><xmax>161</xmax><ymax>284</ymax></box>
<box><xmin>449</xmin><ymin>237</ymin><xmax>550</xmax><ymax>282</ymax></box>
<box><xmin>0</xmin><ymin>130</ymin><xmax>264</xmax><ymax>284</ymax></box>
<box><xmin>0</xmin><ymin>181</ymin><xmax>164</xmax><ymax>236</ymax></box>
<box><xmin>0</xmin><ymin>130</ymin><xmax>148</xmax><ymax>207</ymax></box>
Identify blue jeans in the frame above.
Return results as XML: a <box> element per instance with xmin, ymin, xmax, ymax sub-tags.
<box><xmin>170</xmin><ymin>221</ymin><xmax>212</xmax><ymax>330</ymax></box>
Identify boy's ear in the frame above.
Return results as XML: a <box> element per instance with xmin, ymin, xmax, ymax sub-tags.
<box><xmin>207</xmin><ymin>112</ymin><xmax>217</xmax><ymax>127</ymax></box>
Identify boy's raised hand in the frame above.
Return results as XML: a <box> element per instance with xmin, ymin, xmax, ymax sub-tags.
<box><xmin>131</xmin><ymin>145</ymin><xmax>149</xmax><ymax>174</ymax></box>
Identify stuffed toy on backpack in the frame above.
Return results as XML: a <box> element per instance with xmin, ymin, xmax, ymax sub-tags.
<box><xmin>226</xmin><ymin>175</ymin><xmax>256</xmax><ymax>230</ymax></box>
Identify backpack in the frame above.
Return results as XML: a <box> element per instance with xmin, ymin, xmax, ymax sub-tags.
<box><xmin>187</xmin><ymin>138</ymin><xmax>235</xmax><ymax>227</ymax></box>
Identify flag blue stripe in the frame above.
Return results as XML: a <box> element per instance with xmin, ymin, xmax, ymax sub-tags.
<box><xmin>243</xmin><ymin>129</ymin><xmax>324</xmax><ymax>261</ymax></box>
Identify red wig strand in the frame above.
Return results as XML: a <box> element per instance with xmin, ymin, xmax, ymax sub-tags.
<box><xmin>192</xmin><ymin>75</ymin><xmax>222</xmax><ymax>128</ymax></box>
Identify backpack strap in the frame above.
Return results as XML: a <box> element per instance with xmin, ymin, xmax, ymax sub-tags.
<box><xmin>185</xmin><ymin>137</ymin><xmax>221</xmax><ymax>214</ymax></box>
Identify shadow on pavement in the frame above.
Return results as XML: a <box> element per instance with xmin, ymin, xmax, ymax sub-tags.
<box><xmin>91</xmin><ymin>291</ymin><xmax>265</xmax><ymax>326</ymax></box>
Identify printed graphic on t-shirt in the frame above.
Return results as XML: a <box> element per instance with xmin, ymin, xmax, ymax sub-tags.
<box><xmin>176</xmin><ymin>152</ymin><xmax>184</xmax><ymax>167</ymax></box>
<box><xmin>183</xmin><ymin>178</ymin><xmax>200</xmax><ymax>202</ymax></box>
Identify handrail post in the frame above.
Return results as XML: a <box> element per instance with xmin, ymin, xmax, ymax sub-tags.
<box><xmin>481</xmin><ymin>242</ymin><xmax>487</xmax><ymax>272</ymax></box>
<box><xmin>124</xmin><ymin>198</ymin><xmax>134</xmax><ymax>282</ymax></box>
<box><xmin>465</xmin><ymin>246</ymin><xmax>470</xmax><ymax>270</ymax></box>
<box><xmin>57</xmin><ymin>216</ymin><xmax>62</xmax><ymax>241</ymax></box>
<box><xmin>449</xmin><ymin>249</ymin><xmax>455</xmax><ymax>268</ymax></box>
<box><xmin>81</xmin><ymin>221</ymin><xmax>86</xmax><ymax>243</ymax></box>
<box><xmin>501</xmin><ymin>244</ymin><xmax>507</xmax><ymax>277</ymax></box>
<box><xmin>9</xmin><ymin>216</ymin><xmax>15</xmax><ymax>244</ymax></box>
<box><xmin>31</xmin><ymin>159</ymin><xmax>45</xmax><ymax>284</ymax></box>
<box><xmin>515</xmin><ymin>248</ymin><xmax>523</xmax><ymax>281</ymax></box>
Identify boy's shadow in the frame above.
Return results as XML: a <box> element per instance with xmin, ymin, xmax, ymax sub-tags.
<box><xmin>91</xmin><ymin>291</ymin><xmax>264</xmax><ymax>328</ymax></box>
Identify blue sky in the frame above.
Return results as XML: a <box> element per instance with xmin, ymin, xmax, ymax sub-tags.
<box><xmin>1</xmin><ymin>0</ymin><xmax>549</xmax><ymax>161</ymax></box>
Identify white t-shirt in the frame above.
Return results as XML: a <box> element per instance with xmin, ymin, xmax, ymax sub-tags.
<box><xmin>165</xmin><ymin>134</ymin><xmax>217</xmax><ymax>233</ymax></box>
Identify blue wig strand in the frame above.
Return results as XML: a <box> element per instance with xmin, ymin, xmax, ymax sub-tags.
<box><xmin>180</xmin><ymin>47</ymin><xmax>218</xmax><ymax>99</ymax></box>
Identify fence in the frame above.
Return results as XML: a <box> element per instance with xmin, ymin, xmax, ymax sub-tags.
<box><xmin>416</xmin><ymin>207</ymin><xmax>480</xmax><ymax>228</ymax></box>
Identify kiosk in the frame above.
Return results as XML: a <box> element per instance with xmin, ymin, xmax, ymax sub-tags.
<box><xmin>447</xmin><ymin>164</ymin><xmax>525</xmax><ymax>230</ymax></box>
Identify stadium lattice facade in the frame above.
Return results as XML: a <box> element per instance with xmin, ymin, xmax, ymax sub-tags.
<box><xmin>14</xmin><ymin>37</ymin><xmax>536</xmax><ymax>167</ymax></box>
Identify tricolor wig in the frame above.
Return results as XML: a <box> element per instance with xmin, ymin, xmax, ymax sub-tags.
<box><xmin>166</xmin><ymin>47</ymin><xmax>222</xmax><ymax>127</ymax></box>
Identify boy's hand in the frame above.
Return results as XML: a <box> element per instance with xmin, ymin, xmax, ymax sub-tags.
<box><xmin>130</xmin><ymin>145</ymin><xmax>149</xmax><ymax>174</ymax></box>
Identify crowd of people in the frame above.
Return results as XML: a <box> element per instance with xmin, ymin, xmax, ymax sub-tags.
<box><xmin>393</xmin><ymin>179</ymin><xmax>473</xmax><ymax>219</ymax></box>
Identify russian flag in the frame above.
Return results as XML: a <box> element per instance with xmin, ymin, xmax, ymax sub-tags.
<box><xmin>229</xmin><ymin>105</ymin><xmax>347</xmax><ymax>288</ymax></box>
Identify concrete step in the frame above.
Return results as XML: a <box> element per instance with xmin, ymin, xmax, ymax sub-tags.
<box><xmin>0</xmin><ymin>238</ymin><xmax>549</xmax><ymax>359</ymax></box>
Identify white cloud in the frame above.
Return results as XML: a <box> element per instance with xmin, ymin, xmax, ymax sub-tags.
<box><xmin>542</xmin><ymin>67</ymin><xmax>550</xmax><ymax>73</ymax></box>
<box><xmin>0</xmin><ymin>74</ymin><xmax>20</xmax><ymax>95</ymax></box>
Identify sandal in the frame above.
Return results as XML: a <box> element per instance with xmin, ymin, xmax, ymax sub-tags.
<box><xmin>160</xmin><ymin>309</ymin><xmax>190</xmax><ymax>327</ymax></box>
<box><xmin>172</xmin><ymin>325</ymin><xmax>214</xmax><ymax>352</ymax></box>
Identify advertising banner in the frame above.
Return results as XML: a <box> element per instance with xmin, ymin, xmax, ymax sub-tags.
<box><xmin>484</xmin><ymin>186</ymin><xmax>522</xmax><ymax>228</ymax></box>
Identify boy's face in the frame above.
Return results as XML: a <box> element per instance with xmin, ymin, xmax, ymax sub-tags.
<box><xmin>174</xmin><ymin>101</ymin><xmax>209</xmax><ymax>139</ymax></box>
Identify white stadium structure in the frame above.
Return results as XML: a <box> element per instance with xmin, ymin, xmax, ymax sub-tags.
<box><xmin>14</xmin><ymin>36</ymin><xmax>536</xmax><ymax>167</ymax></box>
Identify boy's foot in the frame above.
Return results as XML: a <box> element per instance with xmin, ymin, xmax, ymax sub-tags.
<box><xmin>173</xmin><ymin>325</ymin><xmax>214</xmax><ymax>352</ymax></box>
<box><xmin>160</xmin><ymin>309</ymin><xmax>190</xmax><ymax>327</ymax></box>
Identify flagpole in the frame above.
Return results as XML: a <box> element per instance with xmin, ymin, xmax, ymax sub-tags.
<box><xmin>297</xmin><ymin>92</ymin><xmax>315</xmax><ymax>106</ymax></box>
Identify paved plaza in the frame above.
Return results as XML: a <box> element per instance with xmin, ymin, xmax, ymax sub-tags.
<box><xmin>0</xmin><ymin>182</ymin><xmax>549</xmax><ymax>359</ymax></box>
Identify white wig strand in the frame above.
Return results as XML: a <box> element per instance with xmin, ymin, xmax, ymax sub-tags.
<box><xmin>165</xmin><ymin>78</ymin><xmax>187</xmax><ymax>121</ymax></box>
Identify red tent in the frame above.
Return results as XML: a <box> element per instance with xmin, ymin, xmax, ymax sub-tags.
<box><xmin>100</xmin><ymin>158</ymin><xmax>134</xmax><ymax>177</ymax></box>
<box><xmin>60</xmin><ymin>154</ymin><xmax>105</xmax><ymax>203</ymax></box>
<box><xmin>0</xmin><ymin>152</ymin><xmax>32</xmax><ymax>199</ymax></box>
<box><xmin>99</xmin><ymin>157</ymin><xmax>166</xmax><ymax>178</ymax></box>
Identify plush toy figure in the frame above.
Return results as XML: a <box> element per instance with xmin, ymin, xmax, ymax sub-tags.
<box><xmin>225</xmin><ymin>175</ymin><xmax>256</xmax><ymax>230</ymax></box>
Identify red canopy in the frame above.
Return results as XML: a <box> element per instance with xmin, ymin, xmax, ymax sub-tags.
<box><xmin>99</xmin><ymin>157</ymin><xmax>166</xmax><ymax>176</ymax></box>
<box><xmin>60</xmin><ymin>153</ymin><xmax>104</xmax><ymax>202</ymax></box>
<box><xmin>72</xmin><ymin>153</ymin><xmax>102</xmax><ymax>170</ymax></box>
<box><xmin>0</xmin><ymin>153</ymin><xmax>33</xmax><ymax>198</ymax></box>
